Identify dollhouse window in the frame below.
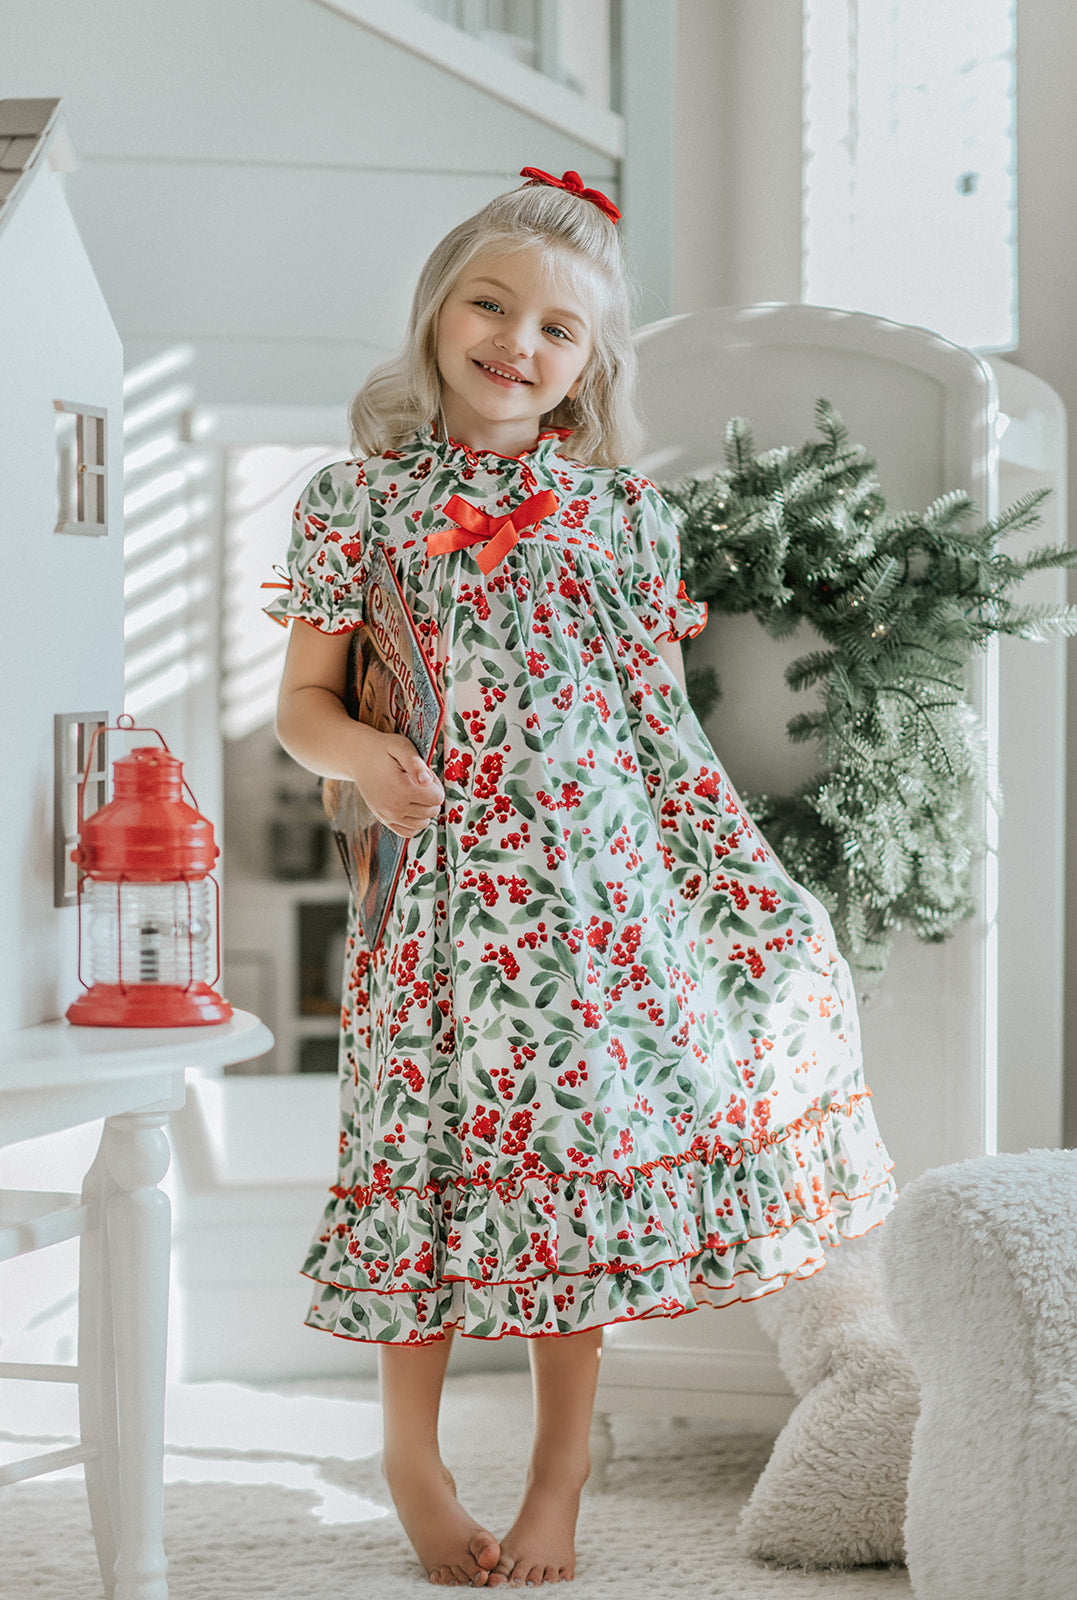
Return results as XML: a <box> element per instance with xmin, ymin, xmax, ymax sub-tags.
<box><xmin>54</xmin><ymin>401</ymin><xmax>108</xmax><ymax>534</ymax></box>
<box><xmin>54</xmin><ymin>712</ymin><xmax>108</xmax><ymax>908</ymax></box>
<box><xmin>803</xmin><ymin>0</ymin><xmax>1017</xmax><ymax>352</ymax></box>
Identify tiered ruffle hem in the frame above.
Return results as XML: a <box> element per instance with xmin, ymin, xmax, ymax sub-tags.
<box><xmin>303</xmin><ymin>1091</ymin><xmax>894</xmax><ymax>1343</ymax></box>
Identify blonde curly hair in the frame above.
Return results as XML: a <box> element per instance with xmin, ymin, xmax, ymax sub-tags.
<box><xmin>348</xmin><ymin>180</ymin><xmax>641</xmax><ymax>468</ymax></box>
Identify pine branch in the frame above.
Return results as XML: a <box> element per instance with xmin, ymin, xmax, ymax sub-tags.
<box><xmin>662</xmin><ymin>399</ymin><xmax>1070</xmax><ymax>977</ymax></box>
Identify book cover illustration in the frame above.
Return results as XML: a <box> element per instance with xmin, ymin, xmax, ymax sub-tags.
<box><xmin>322</xmin><ymin>544</ymin><xmax>444</xmax><ymax>949</ymax></box>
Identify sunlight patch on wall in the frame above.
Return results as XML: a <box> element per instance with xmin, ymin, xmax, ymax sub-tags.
<box><xmin>122</xmin><ymin>347</ymin><xmax>215</xmax><ymax>719</ymax></box>
<box><xmin>219</xmin><ymin>445</ymin><xmax>339</xmax><ymax>741</ymax></box>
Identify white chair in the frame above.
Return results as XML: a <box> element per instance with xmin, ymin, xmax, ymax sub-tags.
<box><xmin>1</xmin><ymin>1132</ymin><xmax>129</xmax><ymax>1589</ymax></box>
<box><xmin>0</xmin><ymin>1013</ymin><xmax>271</xmax><ymax>1600</ymax></box>
<box><xmin>1</xmin><ymin>1107</ymin><xmax>173</xmax><ymax>1600</ymax></box>
<box><xmin>592</xmin><ymin>302</ymin><xmax>1065</xmax><ymax>1456</ymax></box>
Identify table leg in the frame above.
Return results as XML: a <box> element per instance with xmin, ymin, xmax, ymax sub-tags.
<box><xmin>79</xmin><ymin>1134</ymin><xmax>120</xmax><ymax>1596</ymax></box>
<box><xmin>104</xmin><ymin>1110</ymin><xmax>172</xmax><ymax>1600</ymax></box>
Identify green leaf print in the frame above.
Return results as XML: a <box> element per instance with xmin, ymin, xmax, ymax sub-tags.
<box><xmin>474</xmin><ymin>1064</ymin><xmax>498</xmax><ymax>1097</ymax></box>
<box><xmin>533</xmin><ymin>1137</ymin><xmax>567</xmax><ymax>1173</ymax></box>
<box><xmin>535</xmin><ymin>981</ymin><xmax>558</xmax><ymax>1009</ymax></box>
<box><xmin>549</xmin><ymin>1039</ymin><xmax>573</xmax><ymax>1071</ymax></box>
<box><xmin>642</xmin><ymin>952</ymin><xmax>668</xmax><ymax>989</ymax></box>
<box><xmin>527</xmin><ymin>869</ymin><xmax>562</xmax><ymax>901</ymax></box>
<box><xmin>499</xmin><ymin>986</ymin><xmax>533</xmax><ymax>1009</ymax></box>
<box><xmin>505</xmin><ymin>782</ymin><xmax>537</xmax><ymax>819</ymax></box>
<box><xmin>518</xmin><ymin>1071</ymin><xmax>537</xmax><ymax>1102</ymax></box>
<box><xmin>471</xmin><ymin>964</ymin><xmax>500</xmax><ymax>1006</ymax></box>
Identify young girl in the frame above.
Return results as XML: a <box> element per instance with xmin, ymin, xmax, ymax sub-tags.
<box><xmin>267</xmin><ymin>169</ymin><xmax>896</xmax><ymax>1587</ymax></box>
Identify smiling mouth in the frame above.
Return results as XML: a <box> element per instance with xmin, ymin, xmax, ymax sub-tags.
<box><xmin>475</xmin><ymin>361</ymin><xmax>530</xmax><ymax>385</ymax></box>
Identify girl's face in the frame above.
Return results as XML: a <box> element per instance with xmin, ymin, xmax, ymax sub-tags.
<box><xmin>435</xmin><ymin>244</ymin><xmax>593</xmax><ymax>456</ymax></box>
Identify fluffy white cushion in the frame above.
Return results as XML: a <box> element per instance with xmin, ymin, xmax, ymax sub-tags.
<box><xmin>881</xmin><ymin>1149</ymin><xmax>1077</xmax><ymax>1600</ymax></box>
<box><xmin>738</xmin><ymin>1230</ymin><xmax>918</xmax><ymax>1567</ymax></box>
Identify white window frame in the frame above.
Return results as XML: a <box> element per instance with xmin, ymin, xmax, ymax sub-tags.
<box><xmin>54</xmin><ymin>400</ymin><xmax>109</xmax><ymax>535</ymax></box>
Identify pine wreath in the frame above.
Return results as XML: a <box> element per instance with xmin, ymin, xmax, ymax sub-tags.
<box><xmin>664</xmin><ymin>401</ymin><xmax>1077</xmax><ymax>979</ymax></box>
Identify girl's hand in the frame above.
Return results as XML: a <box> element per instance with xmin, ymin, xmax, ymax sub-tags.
<box><xmin>352</xmin><ymin>729</ymin><xmax>445</xmax><ymax>838</ymax></box>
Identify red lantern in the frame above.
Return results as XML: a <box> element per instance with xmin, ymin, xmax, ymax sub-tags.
<box><xmin>66</xmin><ymin>717</ymin><xmax>233</xmax><ymax>1027</ymax></box>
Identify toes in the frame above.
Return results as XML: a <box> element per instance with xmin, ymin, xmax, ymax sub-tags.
<box><xmin>428</xmin><ymin>1565</ymin><xmax>467</xmax><ymax>1587</ymax></box>
<box><xmin>471</xmin><ymin>1531</ymin><xmax>501</xmax><ymax>1572</ymax></box>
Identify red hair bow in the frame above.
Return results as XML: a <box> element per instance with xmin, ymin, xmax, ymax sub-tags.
<box><xmin>519</xmin><ymin>167</ymin><xmax>622</xmax><ymax>224</ymax></box>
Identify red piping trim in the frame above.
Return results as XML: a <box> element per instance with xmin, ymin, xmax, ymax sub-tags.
<box><xmin>327</xmin><ymin>1092</ymin><xmax>880</xmax><ymax>1208</ymax></box>
<box><xmin>305</xmin><ymin>1170</ymin><xmax>895</xmax><ymax>1296</ymax></box>
<box><xmin>300</xmin><ymin>1214</ymin><xmax>892</xmax><ymax>1345</ymax></box>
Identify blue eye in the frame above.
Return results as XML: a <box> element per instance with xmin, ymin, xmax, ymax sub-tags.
<box><xmin>544</xmin><ymin>325</ymin><xmax>570</xmax><ymax>340</ymax></box>
<box><xmin>475</xmin><ymin>299</ymin><xmax>501</xmax><ymax>313</ymax></box>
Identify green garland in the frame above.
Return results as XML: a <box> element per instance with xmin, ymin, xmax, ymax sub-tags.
<box><xmin>663</xmin><ymin>401</ymin><xmax>1077</xmax><ymax>978</ymax></box>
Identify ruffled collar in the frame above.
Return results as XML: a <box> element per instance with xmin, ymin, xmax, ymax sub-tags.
<box><xmin>419</xmin><ymin>424</ymin><xmax>571</xmax><ymax>469</ymax></box>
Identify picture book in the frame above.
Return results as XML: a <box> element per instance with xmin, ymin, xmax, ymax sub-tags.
<box><xmin>321</xmin><ymin>545</ymin><xmax>444</xmax><ymax>948</ymax></box>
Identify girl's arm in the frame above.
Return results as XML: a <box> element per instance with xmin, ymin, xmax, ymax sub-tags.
<box><xmin>654</xmin><ymin>632</ymin><xmax>687</xmax><ymax>694</ymax></box>
<box><xmin>276</xmin><ymin>620</ymin><xmax>444</xmax><ymax>838</ymax></box>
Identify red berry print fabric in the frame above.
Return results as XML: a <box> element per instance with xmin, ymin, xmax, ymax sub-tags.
<box><xmin>264</xmin><ymin>428</ymin><xmax>895</xmax><ymax>1344</ymax></box>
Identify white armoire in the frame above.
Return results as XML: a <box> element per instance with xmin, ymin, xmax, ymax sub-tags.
<box><xmin>593</xmin><ymin>303</ymin><xmax>1067</xmax><ymax>1433</ymax></box>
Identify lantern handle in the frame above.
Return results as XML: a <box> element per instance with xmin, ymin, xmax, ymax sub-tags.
<box><xmin>75</xmin><ymin>713</ymin><xmax>173</xmax><ymax>834</ymax></box>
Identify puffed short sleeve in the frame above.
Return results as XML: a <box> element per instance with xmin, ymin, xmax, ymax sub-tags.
<box><xmin>617</xmin><ymin>474</ymin><xmax>708</xmax><ymax>642</ymax></box>
<box><xmin>262</xmin><ymin>460</ymin><xmax>369</xmax><ymax>634</ymax></box>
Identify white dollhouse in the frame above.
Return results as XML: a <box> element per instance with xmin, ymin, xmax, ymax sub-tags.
<box><xmin>0</xmin><ymin>98</ymin><xmax>125</xmax><ymax>1034</ymax></box>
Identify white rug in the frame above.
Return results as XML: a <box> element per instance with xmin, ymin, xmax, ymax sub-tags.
<box><xmin>0</xmin><ymin>1373</ymin><xmax>911</xmax><ymax>1598</ymax></box>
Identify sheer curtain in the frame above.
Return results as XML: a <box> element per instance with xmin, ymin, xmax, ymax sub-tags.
<box><xmin>803</xmin><ymin>0</ymin><xmax>1017</xmax><ymax>352</ymax></box>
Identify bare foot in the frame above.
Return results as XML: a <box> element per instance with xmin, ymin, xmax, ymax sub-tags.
<box><xmin>490</xmin><ymin>1464</ymin><xmax>587</xmax><ymax>1587</ymax></box>
<box><xmin>383</xmin><ymin>1453</ymin><xmax>500</xmax><ymax>1586</ymax></box>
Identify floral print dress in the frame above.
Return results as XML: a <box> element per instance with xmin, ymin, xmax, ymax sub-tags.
<box><xmin>265</xmin><ymin>426</ymin><xmax>895</xmax><ymax>1345</ymax></box>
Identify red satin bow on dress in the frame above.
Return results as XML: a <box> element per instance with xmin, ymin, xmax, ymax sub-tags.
<box><xmin>519</xmin><ymin>167</ymin><xmax>622</xmax><ymax>225</ymax></box>
<box><xmin>426</xmin><ymin>491</ymin><xmax>559</xmax><ymax>575</ymax></box>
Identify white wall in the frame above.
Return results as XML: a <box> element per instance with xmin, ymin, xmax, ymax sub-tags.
<box><xmin>672</xmin><ymin>0</ymin><xmax>803</xmax><ymax>314</ymax></box>
<box><xmin>0</xmin><ymin>159</ymin><xmax>125</xmax><ymax>1029</ymax></box>
<box><xmin>672</xmin><ymin>0</ymin><xmax>729</xmax><ymax>313</ymax></box>
<box><xmin>0</xmin><ymin>0</ymin><xmax>616</xmax><ymax>410</ymax></box>
<box><xmin>1011</xmin><ymin>0</ymin><xmax>1077</xmax><ymax>1148</ymax></box>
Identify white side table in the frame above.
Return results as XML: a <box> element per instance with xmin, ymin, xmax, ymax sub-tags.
<box><xmin>0</xmin><ymin>1010</ymin><xmax>272</xmax><ymax>1600</ymax></box>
